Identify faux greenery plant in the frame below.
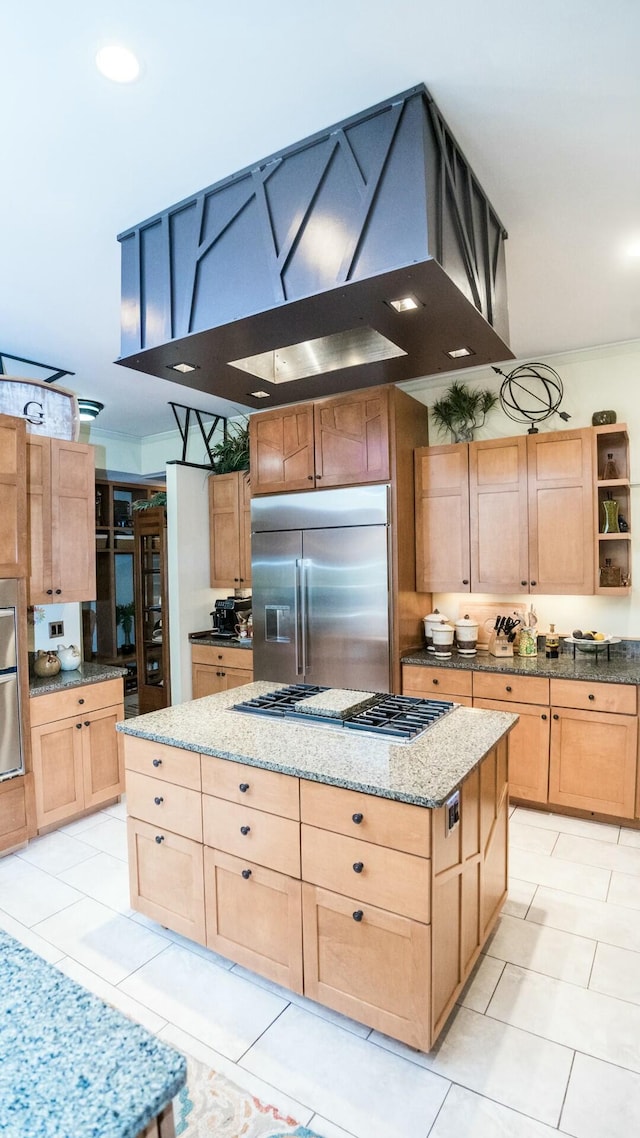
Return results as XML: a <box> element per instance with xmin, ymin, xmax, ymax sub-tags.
<box><xmin>116</xmin><ymin>602</ymin><xmax>135</xmax><ymax>649</ymax></box>
<box><xmin>430</xmin><ymin>381</ymin><xmax>498</xmax><ymax>442</ymax></box>
<box><xmin>210</xmin><ymin>418</ymin><xmax>250</xmax><ymax>474</ymax></box>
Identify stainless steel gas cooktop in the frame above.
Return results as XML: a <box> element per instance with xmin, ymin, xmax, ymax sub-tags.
<box><xmin>232</xmin><ymin>684</ymin><xmax>455</xmax><ymax>742</ymax></box>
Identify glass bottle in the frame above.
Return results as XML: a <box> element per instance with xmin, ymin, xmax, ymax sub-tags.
<box><xmin>601</xmin><ymin>493</ymin><xmax>620</xmax><ymax>533</ymax></box>
<box><xmin>600</xmin><ymin>558</ymin><xmax>622</xmax><ymax>587</ymax></box>
<box><xmin>601</xmin><ymin>452</ymin><xmax>620</xmax><ymax>480</ymax></box>
<box><xmin>545</xmin><ymin>623</ymin><xmax>559</xmax><ymax>659</ymax></box>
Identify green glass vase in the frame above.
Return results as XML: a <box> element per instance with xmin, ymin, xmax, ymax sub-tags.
<box><xmin>601</xmin><ymin>497</ymin><xmax>620</xmax><ymax>533</ymax></box>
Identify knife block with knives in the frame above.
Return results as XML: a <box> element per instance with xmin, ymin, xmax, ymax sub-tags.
<box><xmin>488</xmin><ymin>614</ymin><xmax>521</xmax><ymax>657</ymax></box>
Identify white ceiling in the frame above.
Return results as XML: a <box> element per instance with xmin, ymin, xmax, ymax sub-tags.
<box><xmin>2</xmin><ymin>1</ymin><xmax>639</xmax><ymax>438</ymax></box>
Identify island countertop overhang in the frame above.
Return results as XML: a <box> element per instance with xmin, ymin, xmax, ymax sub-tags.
<box><xmin>116</xmin><ymin>682</ymin><xmax>517</xmax><ymax>808</ymax></box>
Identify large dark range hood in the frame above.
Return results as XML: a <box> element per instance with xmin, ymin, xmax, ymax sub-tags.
<box><xmin>116</xmin><ymin>84</ymin><xmax>513</xmax><ymax>409</ymax></box>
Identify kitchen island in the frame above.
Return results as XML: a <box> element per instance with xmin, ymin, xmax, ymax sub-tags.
<box><xmin>117</xmin><ymin>682</ymin><xmax>516</xmax><ymax>1052</ymax></box>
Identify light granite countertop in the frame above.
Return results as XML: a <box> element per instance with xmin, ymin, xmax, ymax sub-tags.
<box><xmin>116</xmin><ymin>682</ymin><xmax>517</xmax><ymax>808</ymax></box>
<box><xmin>401</xmin><ymin>646</ymin><xmax>640</xmax><ymax>684</ymax></box>
<box><xmin>0</xmin><ymin>928</ymin><xmax>186</xmax><ymax>1138</ymax></box>
<box><xmin>189</xmin><ymin>631</ymin><xmax>254</xmax><ymax>649</ymax></box>
<box><xmin>29</xmin><ymin>661</ymin><xmax>128</xmax><ymax>697</ymax></box>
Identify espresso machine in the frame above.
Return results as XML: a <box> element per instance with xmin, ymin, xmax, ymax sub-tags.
<box><xmin>210</xmin><ymin>596</ymin><xmax>252</xmax><ymax>638</ymax></box>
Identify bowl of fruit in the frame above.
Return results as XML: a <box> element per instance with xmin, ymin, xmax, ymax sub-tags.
<box><xmin>564</xmin><ymin>630</ymin><xmax>619</xmax><ymax>653</ymax></box>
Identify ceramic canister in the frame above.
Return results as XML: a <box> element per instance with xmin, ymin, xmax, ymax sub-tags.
<box><xmin>454</xmin><ymin>614</ymin><xmax>479</xmax><ymax>656</ymax></box>
<box><xmin>423</xmin><ymin>609</ymin><xmax>448</xmax><ymax>653</ymax></box>
<box><xmin>57</xmin><ymin>644</ymin><xmax>81</xmax><ymax>671</ymax></box>
<box><xmin>431</xmin><ymin>620</ymin><xmax>455</xmax><ymax>658</ymax></box>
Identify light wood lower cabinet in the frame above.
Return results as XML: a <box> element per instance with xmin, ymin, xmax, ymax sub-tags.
<box><xmin>204</xmin><ymin>847</ymin><xmax>303</xmax><ymax>993</ymax></box>
<box><xmin>403</xmin><ymin>665</ymin><xmax>640</xmax><ymax>821</ymax></box>
<box><xmin>124</xmin><ymin>735</ymin><xmax>507</xmax><ymax>1052</ymax></box>
<box><xmin>191</xmin><ymin>644</ymin><xmax>253</xmax><ymax>698</ymax></box>
<box><xmin>30</xmin><ymin>680</ymin><xmax>124</xmax><ymax>831</ymax></box>
<box><xmin>0</xmin><ymin>774</ymin><xmax>35</xmax><ymax>854</ymax></box>
<box><xmin>127</xmin><ymin>817</ymin><xmax>205</xmax><ymax>944</ymax></box>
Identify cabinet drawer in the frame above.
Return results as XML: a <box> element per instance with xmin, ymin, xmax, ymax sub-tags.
<box><xmin>201</xmin><ymin>754</ymin><xmax>299</xmax><ymax>819</ymax></box>
<box><xmin>126</xmin><ymin>770</ymin><xmax>202</xmax><ymax>841</ymax></box>
<box><xmin>123</xmin><ymin>735</ymin><xmax>201</xmax><ymax>791</ymax></box>
<box><xmin>127</xmin><ymin>816</ymin><xmax>205</xmax><ymax>944</ymax></box>
<box><xmin>472</xmin><ymin>672</ymin><xmax>550</xmax><ymax>706</ymax></box>
<box><xmin>302</xmin><ymin>824</ymin><xmax>430</xmax><ymax>922</ymax></box>
<box><xmin>300</xmin><ymin>780</ymin><xmax>430</xmax><ymax>856</ymax></box>
<box><xmin>549</xmin><ymin>678</ymin><xmax>637</xmax><ymax>714</ymax></box>
<box><xmin>204</xmin><ymin>847</ymin><xmax>303</xmax><ymax>994</ymax></box>
<box><xmin>203</xmin><ymin>796</ymin><xmax>300</xmax><ymax>877</ymax></box>
<box><xmin>29</xmin><ymin>678</ymin><xmax>123</xmax><ymax>728</ymax></box>
<box><xmin>191</xmin><ymin>644</ymin><xmax>253</xmax><ymax>669</ymax></box>
<box><xmin>402</xmin><ymin>664</ymin><xmax>472</xmax><ymax>699</ymax></box>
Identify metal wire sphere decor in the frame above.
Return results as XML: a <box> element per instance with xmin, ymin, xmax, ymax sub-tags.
<box><xmin>492</xmin><ymin>362</ymin><xmax>570</xmax><ymax>434</ymax></box>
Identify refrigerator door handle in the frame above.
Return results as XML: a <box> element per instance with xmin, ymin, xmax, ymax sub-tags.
<box><xmin>299</xmin><ymin>558</ymin><xmax>309</xmax><ymax>677</ymax></box>
<box><xmin>294</xmin><ymin>559</ymin><xmax>303</xmax><ymax>676</ymax></box>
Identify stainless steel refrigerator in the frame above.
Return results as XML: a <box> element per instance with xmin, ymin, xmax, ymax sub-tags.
<box><xmin>251</xmin><ymin>485</ymin><xmax>392</xmax><ymax>692</ymax></box>
<box><xmin>0</xmin><ymin>579</ymin><xmax>24</xmax><ymax>781</ymax></box>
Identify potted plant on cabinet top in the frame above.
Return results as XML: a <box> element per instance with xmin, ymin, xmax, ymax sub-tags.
<box><xmin>210</xmin><ymin>419</ymin><xmax>249</xmax><ymax>474</ymax></box>
<box><xmin>116</xmin><ymin>602</ymin><xmax>136</xmax><ymax>655</ymax></box>
<box><xmin>430</xmin><ymin>380</ymin><xmax>498</xmax><ymax>442</ymax></box>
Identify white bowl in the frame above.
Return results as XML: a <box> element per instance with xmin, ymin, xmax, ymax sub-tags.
<box><xmin>564</xmin><ymin>635</ymin><xmax>619</xmax><ymax>654</ymax></box>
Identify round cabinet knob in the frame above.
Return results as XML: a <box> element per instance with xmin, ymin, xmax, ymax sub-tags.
<box><xmin>521</xmin><ymin>580</ymin><xmax>527</xmax><ymax>587</ymax></box>
<box><xmin>553</xmin><ymin>714</ymin><xmax>559</xmax><ymax>720</ymax></box>
<box><xmin>75</xmin><ymin>723</ymin><xmax>82</xmax><ymax>730</ymax></box>
<box><xmin>55</xmin><ymin>589</ymin><xmax>62</xmax><ymax>595</ymax></box>
<box><xmin>234</xmin><ymin>578</ymin><xmax>240</xmax><ymax>583</ymax></box>
<box><xmin>217</xmin><ymin>654</ymin><xmax>223</xmax><ymax>660</ymax></box>
<box><xmin>462</xmin><ymin>579</ymin><xmax>469</xmax><ymax>585</ymax></box>
<box><xmin>432</xmin><ymin>678</ymin><xmax>439</xmax><ymax>686</ymax></box>
<box><xmin>155</xmin><ymin>835</ymin><xmax>164</xmax><ymax>844</ymax></box>
<box><xmin>530</xmin><ymin>580</ymin><xmax>537</xmax><ymax>587</ymax></box>
<box><xmin>506</xmin><ymin>685</ymin><xmax>512</xmax><ymax>693</ymax></box>
<box><xmin>46</xmin><ymin>589</ymin><xmax>53</xmax><ymax>595</ymax></box>
<box><xmin>152</xmin><ymin>758</ymin><xmax>162</xmax><ymax>767</ymax></box>
<box><xmin>307</xmin><ymin>475</ymin><xmax>314</xmax><ymax>480</ymax></box>
<box><xmin>84</xmin><ymin>721</ymin><xmax>90</xmax><ymax>727</ymax></box>
<box><xmin>241</xmin><ymin>868</ymin><xmax>252</xmax><ymax>880</ymax></box>
<box><xmin>588</xmin><ymin>693</ymin><xmax>595</xmax><ymax>701</ymax></box>
<box><xmin>352</xmin><ymin>910</ymin><xmax>364</xmax><ymax>922</ymax></box>
<box><xmin>316</xmin><ymin>474</ymin><xmax>322</xmax><ymax>480</ymax></box>
<box><xmin>78</xmin><ymin>699</ymin><xmax>85</xmax><ymax>705</ymax></box>
<box><xmin>352</xmin><ymin>813</ymin><xmax>363</xmax><ymax>824</ymax></box>
<box><xmin>239</xmin><ymin>783</ymin><xmax>250</xmax><ymax>793</ymax></box>
<box><xmin>154</xmin><ymin>796</ymin><xmax>164</xmax><ymax>806</ymax></box>
<box><xmin>352</xmin><ymin>862</ymin><xmax>364</xmax><ymax>874</ymax></box>
<box><xmin>240</xmin><ymin>825</ymin><xmax>251</xmax><ymax>835</ymax></box>
<box><xmin>541</xmin><ymin>713</ymin><xmax>547</xmax><ymax>720</ymax></box>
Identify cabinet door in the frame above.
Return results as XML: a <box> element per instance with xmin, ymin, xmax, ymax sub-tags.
<box><xmin>240</xmin><ymin>471</ymin><xmax>252</xmax><ymax>586</ymax></box>
<box><xmin>0</xmin><ymin>414</ymin><xmax>27</xmax><ymax>578</ymax></box>
<box><xmin>82</xmin><ymin>704</ymin><xmax>125</xmax><ymax>810</ymax></box>
<box><xmin>549</xmin><ymin>707</ymin><xmax>638</xmax><ymax>818</ymax></box>
<box><xmin>204</xmin><ymin>847</ymin><xmax>303</xmax><ymax>994</ymax></box>
<box><xmin>314</xmin><ymin>388</ymin><xmax>390</xmax><ymax>487</ymax></box>
<box><xmin>31</xmin><ymin>715</ymin><xmax>84</xmax><ymax>828</ymax></box>
<box><xmin>127</xmin><ymin>816</ymin><xmax>205</xmax><ymax>944</ymax></box>
<box><xmin>0</xmin><ymin>774</ymin><xmax>33</xmax><ymax>853</ymax></box>
<box><xmin>249</xmin><ymin>404</ymin><xmax>315</xmax><ymax>494</ymax></box>
<box><xmin>51</xmin><ymin>440</ymin><xmax>96</xmax><ymax>602</ymax></box>
<box><xmin>527</xmin><ymin>429</ymin><xmax>594</xmax><ymax>594</ymax></box>
<box><xmin>415</xmin><ymin>444</ymin><xmax>470</xmax><ymax>591</ymax></box>
<box><xmin>192</xmin><ymin>663</ymin><xmax>253</xmax><ymax>698</ymax></box>
<box><xmin>469</xmin><ymin>436</ymin><xmax>529</xmax><ymax>592</ymax></box>
<box><xmin>26</xmin><ymin>436</ymin><xmax>52</xmax><ymax>602</ymax></box>
<box><xmin>474</xmin><ymin>696</ymin><xmax>550</xmax><ymax>804</ymax></box>
<box><xmin>302</xmin><ymin>883</ymin><xmax>431</xmax><ymax>1051</ymax></box>
<box><xmin>208</xmin><ymin>472</ymin><xmax>242</xmax><ymax>588</ymax></box>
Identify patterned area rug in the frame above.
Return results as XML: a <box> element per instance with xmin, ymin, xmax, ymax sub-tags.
<box><xmin>174</xmin><ymin>1055</ymin><xmax>324</xmax><ymax>1137</ymax></box>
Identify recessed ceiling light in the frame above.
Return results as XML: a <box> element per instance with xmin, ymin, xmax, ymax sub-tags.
<box><xmin>96</xmin><ymin>45</ymin><xmax>140</xmax><ymax>84</ymax></box>
<box><xmin>249</xmin><ymin>391</ymin><xmax>271</xmax><ymax>399</ymax></box>
<box><xmin>446</xmin><ymin>347</ymin><xmax>474</xmax><ymax>359</ymax></box>
<box><xmin>169</xmin><ymin>362</ymin><xmax>197</xmax><ymax>374</ymax></box>
<box><xmin>387</xmin><ymin>296</ymin><xmax>420</xmax><ymax>313</ymax></box>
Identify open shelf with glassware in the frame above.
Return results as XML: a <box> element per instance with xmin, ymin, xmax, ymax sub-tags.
<box><xmin>593</xmin><ymin>425</ymin><xmax>631</xmax><ymax>595</ymax></box>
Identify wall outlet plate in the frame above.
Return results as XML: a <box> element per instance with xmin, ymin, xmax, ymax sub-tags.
<box><xmin>49</xmin><ymin>621</ymin><xmax>64</xmax><ymax>638</ymax></box>
<box><xmin>445</xmin><ymin>790</ymin><xmax>460</xmax><ymax>835</ymax></box>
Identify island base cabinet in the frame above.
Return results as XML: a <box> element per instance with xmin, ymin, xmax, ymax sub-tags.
<box><xmin>549</xmin><ymin>707</ymin><xmax>638</xmax><ymax>819</ymax></box>
<box><xmin>127</xmin><ymin>817</ymin><xmax>205</xmax><ymax>945</ymax></box>
<box><xmin>302</xmin><ymin>883</ymin><xmax>431</xmax><ymax>1051</ymax></box>
<box><xmin>204</xmin><ymin>847</ymin><xmax>303</xmax><ymax>994</ymax></box>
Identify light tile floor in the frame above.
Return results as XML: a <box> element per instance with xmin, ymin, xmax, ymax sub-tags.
<box><xmin>3</xmin><ymin>802</ymin><xmax>640</xmax><ymax>1137</ymax></box>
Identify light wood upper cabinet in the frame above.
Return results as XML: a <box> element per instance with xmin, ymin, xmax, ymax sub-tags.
<box><xmin>249</xmin><ymin>404</ymin><xmax>315</xmax><ymax>494</ymax></box>
<box><xmin>469</xmin><ymin>436</ymin><xmax>529</xmax><ymax>592</ymax></box>
<box><xmin>416</xmin><ymin>427</ymin><xmax>594</xmax><ymax>595</ymax></box>
<box><xmin>208</xmin><ymin>470</ymin><xmax>251</xmax><ymax>588</ymax></box>
<box><xmin>415</xmin><ymin>443</ymin><xmax>470</xmax><ymax>592</ymax></box>
<box><xmin>0</xmin><ymin>414</ymin><xmax>27</xmax><ymax>578</ymax></box>
<box><xmin>527</xmin><ymin>429</ymin><xmax>594</xmax><ymax>594</ymax></box>
<box><xmin>250</xmin><ymin>387</ymin><xmax>393</xmax><ymax>495</ymax></box>
<box><xmin>27</xmin><ymin>436</ymin><xmax>96</xmax><ymax>604</ymax></box>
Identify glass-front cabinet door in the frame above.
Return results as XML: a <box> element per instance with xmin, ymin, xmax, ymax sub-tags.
<box><xmin>134</xmin><ymin>508</ymin><xmax>170</xmax><ymax>713</ymax></box>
